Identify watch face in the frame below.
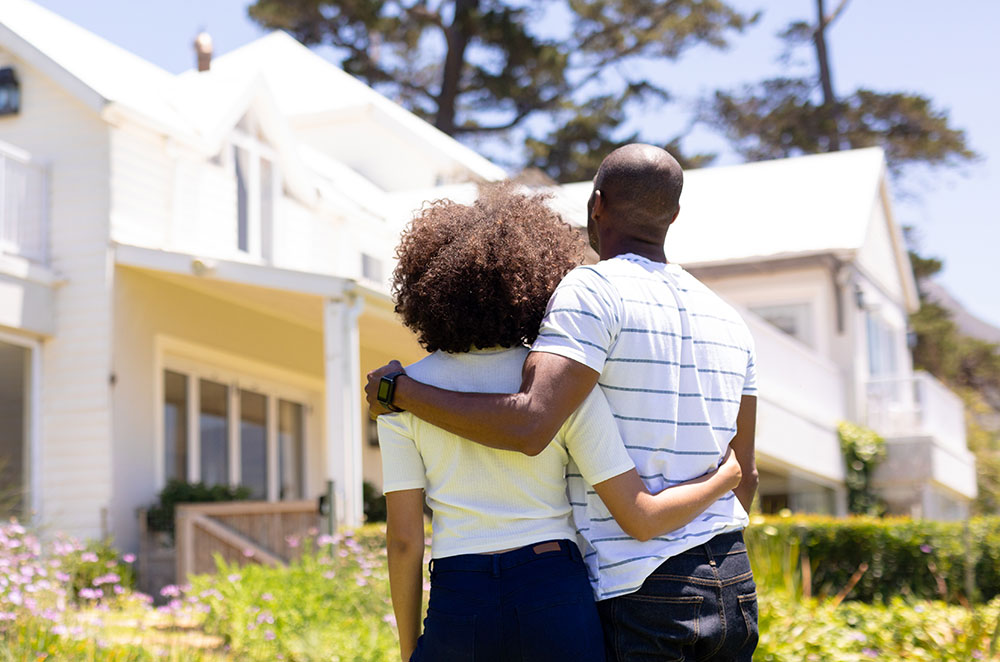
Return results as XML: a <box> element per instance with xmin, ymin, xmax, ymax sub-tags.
<box><xmin>377</xmin><ymin>378</ymin><xmax>392</xmax><ymax>403</ymax></box>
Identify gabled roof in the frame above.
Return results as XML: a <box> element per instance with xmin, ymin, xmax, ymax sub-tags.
<box><xmin>198</xmin><ymin>32</ymin><xmax>505</xmax><ymax>182</ymax></box>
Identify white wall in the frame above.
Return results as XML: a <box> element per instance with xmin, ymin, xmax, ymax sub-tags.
<box><xmin>0</xmin><ymin>49</ymin><xmax>114</xmax><ymax>540</ymax></box>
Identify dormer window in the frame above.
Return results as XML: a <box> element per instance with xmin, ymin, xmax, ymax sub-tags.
<box><xmin>230</xmin><ymin>115</ymin><xmax>278</xmax><ymax>261</ymax></box>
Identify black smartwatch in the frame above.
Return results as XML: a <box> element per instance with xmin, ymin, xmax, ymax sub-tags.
<box><xmin>376</xmin><ymin>370</ymin><xmax>406</xmax><ymax>412</ymax></box>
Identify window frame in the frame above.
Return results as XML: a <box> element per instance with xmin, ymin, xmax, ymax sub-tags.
<box><xmin>0</xmin><ymin>329</ymin><xmax>41</xmax><ymax>521</ymax></box>
<box><xmin>229</xmin><ymin>127</ymin><xmax>279</xmax><ymax>263</ymax></box>
<box><xmin>154</xmin><ymin>338</ymin><xmax>319</xmax><ymax>501</ymax></box>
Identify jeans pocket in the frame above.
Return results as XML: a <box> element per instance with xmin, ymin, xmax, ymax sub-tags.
<box><xmin>411</xmin><ymin>608</ymin><xmax>477</xmax><ymax>662</ymax></box>
<box><xmin>614</xmin><ymin>594</ymin><xmax>703</xmax><ymax>662</ymax></box>
<box><xmin>737</xmin><ymin>591</ymin><xmax>759</xmax><ymax>653</ymax></box>
<box><xmin>516</xmin><ymin>595</ymin><xmax>605</xmax><ymax>662</ymax></box>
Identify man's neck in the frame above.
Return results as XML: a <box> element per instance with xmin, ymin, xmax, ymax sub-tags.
<box><xmin>599</xmin><ymin>236</ymin><xmax>667</xmax><ymax>263</ymax></box>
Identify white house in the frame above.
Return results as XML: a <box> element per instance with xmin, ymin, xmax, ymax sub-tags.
<box><xmin>0</xmin><ymin>1</ymin><xmax>976</xmax><ymax>559</ymax></box>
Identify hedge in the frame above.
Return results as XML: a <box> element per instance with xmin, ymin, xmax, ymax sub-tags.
<box><xmin>745</xmin><ymin>515</ymin><xmax>1000</xmax><ymax>604</ymax></box>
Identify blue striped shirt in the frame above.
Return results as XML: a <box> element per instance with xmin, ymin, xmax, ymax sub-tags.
<box><xmin>531</xmin><ymin>254</ymin><xmax>757</xmax><ymax>600</ymax></box>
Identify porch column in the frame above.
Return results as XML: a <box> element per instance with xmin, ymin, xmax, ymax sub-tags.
<box><xmin>323</xmin><ymin>292</ymin><xmax>365</xmax><ymax>527</ymax></box>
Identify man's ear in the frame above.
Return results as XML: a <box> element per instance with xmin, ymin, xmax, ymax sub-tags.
<box><xmin>667</xmin><ymin>205</ymin><xmax>680</xmax><ymax>227</ymax></box>
<box><xmin>590</xmin><ymin>189</ymin><xmax>605</xmax><ymax>221</ymax></box>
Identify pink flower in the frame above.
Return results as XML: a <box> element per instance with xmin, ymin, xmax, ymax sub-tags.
<box><xmin>383</xmin><ymin>613</ymin><xmax>397</xmax><ymax>626</ymax></box>
<box><xmin>122</xmin><ymin>553</ymin><xmax>136</xmax><ymax>563</ymax></box>
<box><xmin>80</xmin><ymin>552</ymin><xmax>99</xmax><ymax>563</ymax></box>
<box><xmin>264</xmin><ymin>630</ymin><xmax>276</xmax><ymax>641</ymax></box>
<box><xmin>160</xmin><ymin>584</ymin><xmax>181</xmax><ymax>598</ymax></box>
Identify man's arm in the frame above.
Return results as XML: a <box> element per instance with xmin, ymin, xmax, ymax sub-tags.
<box><xmin>365</xmin><ymin>352</ymin><xmax>600</xmax><ymax>456</ymax></box>
<box><xmin>731</xmin><ymin>395</ymin><xmax>758</xmax><ymax>512</ymax></box>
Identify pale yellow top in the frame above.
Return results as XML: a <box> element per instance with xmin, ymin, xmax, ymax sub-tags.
<box><xmin>378</xmin><ymin>346</ymin><xmax>634</xmax><ymax>559</ymax></box>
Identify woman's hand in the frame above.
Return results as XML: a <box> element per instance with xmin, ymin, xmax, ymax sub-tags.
<box><xmin>718</xmin><ymin>445</ymin><xmax>743</xmax><ymax>492</ymax></box>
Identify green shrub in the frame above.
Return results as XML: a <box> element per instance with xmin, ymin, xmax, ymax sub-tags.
<box><xmin>756</xmin><ymin>593</ymin><xmax>1000</xmax><ymax>661</ymax></box>
<box><xmin>838</xmin><ymin>421</ymin><xmax>887</xmax><ymax>516</ymax></box>
<box><xmin>363</xmin><ymin>480</ymin><xmax>387</xmax><ymax>523</ymax></box>
<box><xmin>746</xmin><ymin>515</ymin><xmax>1000</xmax><ymax>604</ymax></box>
<box><xmin>186</xmin><ymin>524</ymin><xmax>403</xmax><ymax>662</ymax></box>
<box><xmin>146</xmin><ymin>480</ymin><xmax>252</xmax><ymax>537</ymax></box>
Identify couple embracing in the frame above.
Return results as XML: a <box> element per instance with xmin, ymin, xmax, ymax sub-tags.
<box><xmin>365</xmin><ymin>144</ymin><xmax>759</xmax><ymax>662</ymax></box>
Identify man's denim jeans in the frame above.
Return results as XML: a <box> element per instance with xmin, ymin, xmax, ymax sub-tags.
<box><xmin>597</xmin><ymin>531</ymin><xmax>758</xmax><ymax>662</ymax></box>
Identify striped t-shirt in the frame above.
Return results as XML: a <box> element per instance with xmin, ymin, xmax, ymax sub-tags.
<box><xmin>532</xmin><ymin>253</ymin><xmax>757</xmax><ymax>600</ymax></box>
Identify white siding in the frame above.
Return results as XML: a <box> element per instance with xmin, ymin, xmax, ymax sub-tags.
<box><xmin>0</xmin><ymin>49</ymin><xmax>113</xmax><ymax>539</ymax></box>
<box><xmin>109</xmin><ymin>124</ymin><xmax>171</xmax><ymax>247</ymax></box>
<box><xmin>857</xmin><ymin>199</ymin><xmax>905</xmax><ymax>303</ymax></box>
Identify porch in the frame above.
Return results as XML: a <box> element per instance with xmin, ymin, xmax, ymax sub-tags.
<box><xmin>109</xmin><ymin>243</ymin><xmax>424</xmax><ymax>553</ymax></box>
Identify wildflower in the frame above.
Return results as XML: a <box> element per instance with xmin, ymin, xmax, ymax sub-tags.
<box><xmin>243</xmin><ymin>548</ymin><xmax>256</xmax><ymax>558</ymax></box>
<box><xmin>122</xmin><ymin>553</ymin><xmax>136</xmax><ymax>563</ymax></box>
<box><xmin>264</xmin><ymin>630</ymin><xmax>276</xmax><ymax>641</ymax></box>
<box><xmin>919</xmin><ymin>544</ymin><xmax>932</xmax><ymax>554</ymax></box>
<box><xmin>383</xmin><ymin>613</ymin><xmax>397</xmax><ymax>626</ymax></box>
<box><xmin>78</xmin><ymin>588</ymin><xmax>102</xmax><ymax>600</ymax></box>
<box><xmin>93</xmin><ymin>573</ymin><xmax>120</xmax><ymax>585</ymax></box>
<box><xmin>227</xmin><ymin>573</ymin><xmax>242</xmax><ymax>583</ymax></box>
<box><xmin>356</xmin><ymin>577</ymin><xmax>368</xmax><ymax>587</ymax></box>
<box><xmin>80</xmin><ymin>552</ymin><xmax>99</xmax><ymax>563</ymax></box>
<box><xmin>317</xmin><ymin>534</ymin><xmax>335</xmax><ymax>546</ymax></box>
<box><xmin>323</xmin><ymin>571</ymin><xmax>336</xmax><ymax>580</ymax></box>
<box><xmin>261</xmin><ymin>592</ymin><xmax>273</xmax><ymax>601</ymax></box>
<box><xmin>160</xmin><ymin>584</ymin><xmax>181</xmax><ymax>598</ymax></box>
<box><xmin>285</xmin><ymin>535</ymin><xmax>300</xmax><ymax>548</ymax></box>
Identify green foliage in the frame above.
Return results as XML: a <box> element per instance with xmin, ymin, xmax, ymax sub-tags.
<box><xmin>247</xmin><ymin>0</ymin><xmax>754</xmax><ymax>180</ymax></box>
<box><xmin>837</xmin><ymin>421</ymin><xmax>886</xmax><ymax>516</ymax></box>
<box><xmin>746</xmin><ymin>515</ymin><xmax>1000</xmax><ymax>605</ymax></box>
<box><xmin>363</xmin><ymin>481</ymin><xmax>387</xmax><ymax>523</ymax></box>
<box><xmin>702</xmin><ymin>3</ymin><xmax>976</xmax><ymax>180</ymax></box>
<box><xmin>906</xmin><ymin>244</ymin><xmax>1000</xmax><ymax>515</ymax></box>
<box><xmin>187</xmin><ymin>526</ymin><xmax>400</xmax><ymax>661</ymax></box>
<box><xmin>146</xmin><ymin>480</ymin><xmax>252</xmax><ymax>537</ymax></box>
<box><xmin>756</xmin><ymin>593</ymin><xmax>1000</xmax><ymax>661</ymax></box>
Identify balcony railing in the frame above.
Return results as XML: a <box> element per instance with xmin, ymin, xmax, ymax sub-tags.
<box><xmin>866</xmin><ymin>372</ymin><xmax>967</xmax><ymax>452</ymax></box>
<box><xmin>0</xmin><ymin>142</ymin><xmax>47</xmax><ymax>265</ymax></box>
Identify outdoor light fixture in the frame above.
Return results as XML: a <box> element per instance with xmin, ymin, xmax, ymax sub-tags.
<box><xmin>854</xmin><ymin>285</ymin><xmax>866</xmax><ymax>310</ymax></box>
<box><xmin>0</xmin><ymin>68</ymin><xmax>20</xmax><ymax>116</ymax></box>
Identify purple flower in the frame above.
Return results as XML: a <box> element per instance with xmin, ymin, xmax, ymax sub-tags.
<box><xmin>264</xmin><ymin>630</ymin><xmax>276</xmax><ymax>641</ymax></box>
<box><xmin>160</xmin><ymin>584</ymin><xmax>181</xmax><ymax>598</ymax></box>
<box><xmin>122</xmin><ymin>553</ymin><xmax>136</xmax><ymax>563</ymax></box>
<box><xmin>920</xmin><ymin>544</ymin><xmax>933</xmax><ymax>554</ymax></box>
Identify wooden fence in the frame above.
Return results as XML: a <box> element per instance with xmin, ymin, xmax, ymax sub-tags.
<box><xmin>174</xmin><ymin>500</ymin><xmax>320</xmax><ymax>580</ymax></box>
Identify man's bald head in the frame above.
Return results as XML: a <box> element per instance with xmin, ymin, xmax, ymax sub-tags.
<box><xmin>591</xmin><ymin>144</ymin><xmax>684</xmax><ymax>242</ymax></box>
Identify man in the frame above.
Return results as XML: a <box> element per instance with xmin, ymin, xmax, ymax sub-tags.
<box><xmin>367</xmin><ymin>144</ymin><xmax>759</xmax><ymax>661</ymax></box>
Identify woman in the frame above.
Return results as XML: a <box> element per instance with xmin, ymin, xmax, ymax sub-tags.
<box><xmin>378</xmin><ymin>185</ymin><xmax>741</xmax><ymax>662</ymax></box>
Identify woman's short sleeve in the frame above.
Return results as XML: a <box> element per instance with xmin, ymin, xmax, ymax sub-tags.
<box><xmin>378</xmin><ymin>413</ymin><xmax>427</xmax><ymax>494</ymax></box>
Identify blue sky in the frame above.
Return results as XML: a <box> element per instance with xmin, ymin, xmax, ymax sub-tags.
<box><xmin>31</xmin><ymin>0</ymin><xmax>1000</xmax><ymax>328</ymax></box>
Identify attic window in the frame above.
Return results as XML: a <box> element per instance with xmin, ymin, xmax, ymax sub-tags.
<box><xmin>231</xmin><ymin>125</ymin><xmax>278</xmax><ymax>261</ymax></box>
<box><xmin>0</xmin><ymin>68</ymin><xmax>20</xmax><ymax>116</ymax></box>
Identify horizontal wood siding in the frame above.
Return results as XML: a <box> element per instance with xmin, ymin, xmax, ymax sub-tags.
<box><xmin>0</xmin><ymin>49</ymin><xmax>113</xmax><ymax>539</ymax></box>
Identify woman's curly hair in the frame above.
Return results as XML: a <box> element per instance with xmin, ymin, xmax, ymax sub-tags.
<box><xmin>392</xmin><ymin>183</ymin><xmax>585</xmax><ymax>353</ymax></box>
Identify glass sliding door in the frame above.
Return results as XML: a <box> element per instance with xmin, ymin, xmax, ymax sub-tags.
<box><xmin>0</xmin><ymin>340</ymin><xmax>28</xmax><ymax>518</ymax></box>
<box><xmin>163</xmin><ymin>371</ymin><xmax>188</xmax><ymax>483</ymax></box>
<box><xmin>199</xmin><ymin>379</ymin><xmax>229</xmax><ymax>487</ymax></box>
<box><xmin>278</xmin><ymin>400</ymin><xmax>305</xmax><ymax>500</ymax></box>
<box><xmin>163</xmin><ymin>366</ymin><xmax>310</xmax><ymax>499</ymax></box>
<box><xmin>239</xmin><ymin>390</ymin><xmax>268</xmax><ymax>499</ymax></box>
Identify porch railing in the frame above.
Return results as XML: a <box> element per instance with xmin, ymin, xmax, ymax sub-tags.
<box><xmin>0</xmin><ymin>141</ymin><xmax>47</xmax><ymax>265</ymax></box>
<box><xmin>866</xmin><ymin>372</ymin><xmax>967</xmax><ymax>452</ymax></box>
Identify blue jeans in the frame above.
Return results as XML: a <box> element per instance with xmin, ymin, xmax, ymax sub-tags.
<box><xmin>597</xmin><ymin>531</ymin><xmax>758</xmax><ymax>662</ymax></box>
<box><xmin>410</xmin><ymin>539</ymin><xmax>606</xmax><ymax>662</ymax></box>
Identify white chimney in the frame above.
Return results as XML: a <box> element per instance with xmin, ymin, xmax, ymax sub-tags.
<box><xmin>194</xmin><ymin>31</ymin><xmax>213</xmax><ymax>72</ymax></box>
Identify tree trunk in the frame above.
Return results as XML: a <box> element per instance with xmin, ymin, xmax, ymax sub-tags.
<box><xmin>814</xmin><ymin>0</ymin><xmax>841</xmax><ymax>151</ymax></box>
<box><xmin>435</xmin><ymin>0</ymin><xmax>477</xmax><ymax>136</ymax></box>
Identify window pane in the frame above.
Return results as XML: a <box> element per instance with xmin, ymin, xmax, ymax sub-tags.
<box><xmin>0</xmin><ymin>341</ymin><xmax>28</xmax><ymax>517</ymax></box>
<box><xmin>260</xmin><ymin>157</ymin><xmax>273</xmax><ymax>261</ymax></box>
<box><xmin>200</xmin><ymin>380</ymin><xmax>229</xmax><ymax>487</ymax></box>
<box><xmin>240</xmin><ymin>390</ymin><xmax>267</xmax><ymax>499</ymax></box>
<box><xmin>234</xmin><ymin>145</ymin><xmax>249</xmax><ymax>252</ymax></box>
<box><xmin>278</xmin><ymin>400</ymin><xmax>304</xmax><ymax>500</ymax></box>
<box><xmin>163</xmin><ymin>371</ymin><xmax>188</xmax><ymax>483</ymax></box>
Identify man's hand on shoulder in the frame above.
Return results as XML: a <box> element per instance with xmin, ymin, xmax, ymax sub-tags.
<box><xmin>366</xmin><ymin>360</ymin><xmax>406</xmax><ymax>418</ymax></box>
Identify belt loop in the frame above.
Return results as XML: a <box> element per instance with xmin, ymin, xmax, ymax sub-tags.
<box><xmin>428</xmin><ymin>559</ymin><xmax>435</xmax><ymax>575</ymax></box>
<box><xmin>492</xmin><ymin>554</ymin><xmax>501</xmax><ymax>577</ymax></box>
<box><xmin>703</xmin><ymin>542</ymin><xmax>717</xmax><ymax>568</ymax></box>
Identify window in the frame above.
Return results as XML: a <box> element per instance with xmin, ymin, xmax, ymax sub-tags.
<box><xmin>0</xmin><ymin>340</ymin><xmax>29</xmax><ymax>518</ymax></box>
<box><xmin>361</xmin><ymin>253</ymin><xmax>383</xmax><ymax>283</ymax></box>
<box><xmin>866</xmin><ymin>313</ymin><xmax>899</xmax><ymax>377</ymax></box>
<box><xmin>750</xmin><ymin>303</ymin><xmax>814</xmax><ymax>347</ymax></box>
<box><xmin>230</xmin><ymin>117</ymin><xmax>278</xmax><ymax>261</ymax></box>
<box><xmin>161</xmin><ymin>365</ymin><xmax>310</xmax><ymax>500</ymax></box>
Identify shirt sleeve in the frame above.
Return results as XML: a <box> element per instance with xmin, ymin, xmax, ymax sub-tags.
<box><xmin>560</xmin><ymin>386</ymin><xmax>635</xmax><ymax>486</ymax></box>
<box><xmin>530</xmin><ymin>266</ymin><xmax>623</xmax><ymax>374</ymax></box>
<box><xmin>377</xmin><ymin>413</ymin><xmax>427</xmax><ymax>494</ymax></box>
<box><xmin>742</xmin><ymin>333</ymin><xmax>758</xmax><ymax>396</ymax></box>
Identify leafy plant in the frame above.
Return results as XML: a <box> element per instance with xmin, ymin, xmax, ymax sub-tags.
<box><xmin>838</xmin><ymin>421</ymin><xmax>886</xmax><ymax>516</ymax></box>
<box><xmin>145</xmin><ymin>480</ymin><xmax>252</xmax><ymax>538</ymax></box>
